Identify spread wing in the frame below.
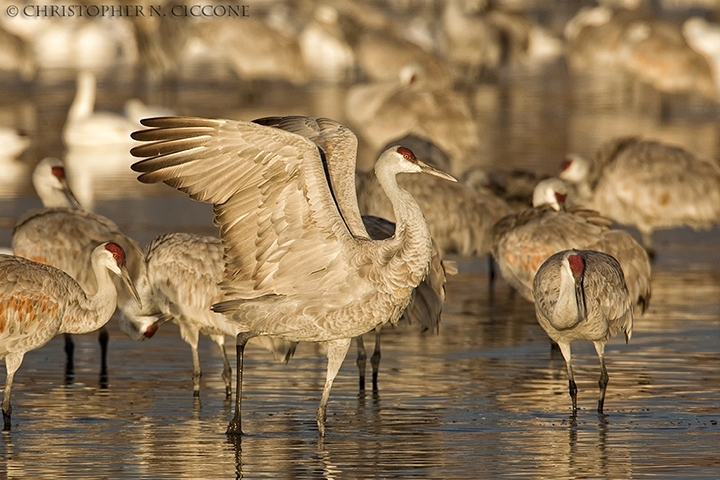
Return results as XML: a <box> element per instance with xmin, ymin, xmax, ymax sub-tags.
<box><xmin>253</xmin><ymin>116</ymin><xmax>369</xmax><ymax>239</ymax></box>
<box><xmin>130</xmin><ymin>116</ymin><xmax>361</xmax><ymax>300</ymax></box>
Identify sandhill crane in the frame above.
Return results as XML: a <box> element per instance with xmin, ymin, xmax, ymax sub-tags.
<box><xmin>12</xmin><ymin>158</ymin><xmax>144</xmax><ymax>381</ymax></box>
<box><xmin>560</xmin><ymin>137</ymin><xmax>720</xmax><ymax>257</ymax></box>
<box><xmin>130</xmin><ymin>115</ymin><xmax>456</xmax><ymax>436</ymax></box>
<box><xmin>119</xmin><ymin>232</ymin><xmax>296</xmax><ymax>398</ymax></box>
<box><xmin>440</xmin><ymin>0</ymin><xmax>502</xmax><ymax>80</ymax></box>
<box><xmin>247</xmin><ymin>119</ymin><xmax>452</xmax><ymax>392</ymax></box>
<box><xmin>492</xmin><ymin>178</ymin><xmax>651</xmax><ymax>313</ymax></box>
<box><xmin>30</xmin><ymin>157</ymin><xmax>82</xmax><ymax>209</ymax></box>
<box><xmin>354</xmin><ymin>17</ymin><xmax>453</xmax><ymax>89</ymax></box>
<box><xmin>0</xmin><ymin>242</ymin><xmax>141</xmax><ymax>431</ymax></box>
<box><xmin>533</xmin><ymin>249</ymin><xmax>633</xmax><ymax>414</ymax></box>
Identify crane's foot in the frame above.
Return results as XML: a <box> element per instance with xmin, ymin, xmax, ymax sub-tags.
<box><xmin>226</xmin><ymin>418</ymin><xmax>244</xmax><ymax>436</ymax></box>
<box><xmin>569</xmin><ymin>379</ymin><xmax>578</xmax><ymax>415</ymax></box>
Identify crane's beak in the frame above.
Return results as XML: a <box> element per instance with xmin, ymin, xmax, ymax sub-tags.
<box><xmin>118</xmin><ymin>301</ymin><xmax>170</xmax><ymax>341</ymax></box>
<box><xmin>418</xmin><ymin>160</ymin><xmax>457</xmax><ymax>182</ymax></box>
<box><xmin>574</xmin><ymin>276</ymin><xmax>587</xmax><ymax>324</ymax></box>
<box><xmin>120</xmin><ymin>265</ymin><xmax>143</xmax><ymax>309</ymax></box>
<box><xmin>60</xmin><ymin>178</ymin><xmax>83</xmax><ymax>209</ymax></box>
<box><xmin>142</xmin><ymin>313</ymin><xmax>172</xmax><ymax>339</ymax></box>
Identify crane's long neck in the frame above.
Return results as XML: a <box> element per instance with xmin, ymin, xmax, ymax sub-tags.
<box><xmin>551</xmin><ymin>264</ymin><xmax>584</xmax><ymax>330</ymax></box>
<box><xmin>35</xmin><ymin>182</ymin><xmax>77</xmax><ymax>209</ymax></box>
<box><xmin>61</xmin><ymin>261</ymin><xmax>118</xmax><ymax>335</ymax></box>
<box><xmin>375</xmin><ymin>168</ymin><xmax>433</xmax><ymax>290</ymax></box>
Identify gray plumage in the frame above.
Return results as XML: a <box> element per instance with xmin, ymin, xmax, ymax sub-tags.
<box><xmin>0</xmin><ymin>242</ymin><xmax>140</xmax><ymax>431</ymax></box>
<box><xmin>358</xmin><ymin>159</ymin><xmax>512</xmax><ymax>258</ymax></box>
<box><xmin>253</xmin><ymin>119</ymin><xmax>452</xmax><ymax>391</ymax></box>
<box><xmin>492</xmin><ymin>178</ymin><xmax>651</xmax><ymax>314</ymax></box>
<box><xmin>533</xmin><ymin>249</ymin><xmax>633</xmax><ymax>414</ymax></box>
<box><xmin>561</xmin><ymin>137</ymin><xmax>720</xmax><ymax>255</ymax></box>
<box><xmin>130</xmin><ymin>115</ymin><xmax>456</xmax><ymax>436</ymax></box>
<box><xmin>12</xmin><ymin>158</ymin><xmax>145</xmax><ymax>379</ymax></box>
<box><xmin>357</xmin><ymin>214</ymin><xmax>452</xmax><ymax>391</ymax></box>
<box><xmin>119</xmin><ymin>232</ymin><xmax>296</xmax><ymax>398</ymax></box>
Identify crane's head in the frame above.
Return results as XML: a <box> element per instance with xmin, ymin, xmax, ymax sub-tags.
<box><xmin>95</xmin><ymin>242</ymin><xmax>142</xmax><ymax>308</ymax></box>
<box><xmin>376</xmin><ymin>146</ymin><xmax>457</xmax><ymax>182</ymax></box>
<box><xmin>32</xmin><ymin>157</ymin><xmax>82</xmax><ymax>209</ymax></box>
<box><xmin>118</xmin><ymin>298</ymin><xmax>170</xmax><ymax>341</ymax></box>
<box><xmin>532</xmin><ymin>177</ymin><xmax>568</xmax><ymax>211</ymax></box>
<box><xmin>559</xmin><ymin>154</ymin><xmax>589</xmax><ymax>183</ymax></box>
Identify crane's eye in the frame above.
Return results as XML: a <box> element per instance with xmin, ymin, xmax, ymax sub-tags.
<box><xmin>396</xmin><ymin>146</ymin><xmax>417</xmax><ymax>163</ymax></box>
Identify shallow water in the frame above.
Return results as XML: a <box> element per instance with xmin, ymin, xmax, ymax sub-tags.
<box><xmin>1</xmin><ymin>56</ymin><xmax>720</xmax><ymax>478</ymax></box>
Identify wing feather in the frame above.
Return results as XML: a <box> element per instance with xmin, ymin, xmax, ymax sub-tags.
<box><xmin>253</xmin><ymin>116</ymin><xmax>368</xmax><ymax>239</ymax></box>
<box><xmin>131</xmin><ymin>117</ymin><xmax>361</xmax><ymax>300</ymax></box>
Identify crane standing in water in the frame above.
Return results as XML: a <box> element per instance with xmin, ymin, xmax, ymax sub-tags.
<box><xmin>13</xmin><ymin>158</ymin><xmax>144</xmax><ymax>382</ymax></box>
<box><xmin>250</xmin><ymin>117</ymin><xmax>452</xmax><ymax>393</ymax></box>
<box><xmin>533</xmin><ymin>249</ymin><xmax>633</xmax><ymax>415</ymax></box>
<box><xmin>0</xmin><ymin>242</ymin><xmax>141</xmax><ymax>431</ymax></box>
<box><xmin>119</xmin><ymin>232</ymin><xmax>297</xmax><ymax>398</ymax></box>
<box><xmin>492</xmin><ymin>178</ymin><xmax>651</xmax><ymax>314</ymax></box>
<box><xmin>130</xmin><ymin>115</ymin><xmax>456</xmax><ymax>436</ymax></box>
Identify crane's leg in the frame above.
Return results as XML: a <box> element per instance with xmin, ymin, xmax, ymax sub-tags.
<box><xmin>189</xmin><ymin>343</ymin><xmax>201</xmax><ymax>397</ymax></box>
<box><xmin>557</xmin><ymin>342</ymin><xmax>578</xmax><ymax>415</ymax></box>
<box><xmin>356</xmin><ymin>335</ymin><xmax>367</xmax><ymax>391</ymax></box>
<box><xmin>487</xmin><ymin>253</ymin><xmax>496</xmax><ymax>286</ymax></box>
<box><xmin>211</xmin><ymin>334</ymin><xmax>232</xmax><ymax>399</ymax></box>
<box><xmin>3</xmin><ymin>352</ymin><xmax>24</xmax><ymax>431</ymax></box>
<box><xmin>227</xmin><ymin>331</ymin><xmax>255</xmax><ymax>436</ymax></box>
<box><xmin>64</xmin><ymin>333</ymin><xmax>75</xmax><ymax>381</ymax></box>
<box><xmin>99</xmin><ymin>326</ymin><xmax>109</xmax><ymax>386</ymax></box>
<box><xmin>178</xmin><ymin>323</ymin><xmax>202</xmax><ymax>396</ymax></box>
<box><xmin>317</xmin><ymin>338</ymin><xmax>352</xmax><ymax>437</ymax></box>
<box><xmin>594</xmin><ymin>341</ymin><xmax>609</xmax><ymax>414</ymax></box>
<box><xmin>370</xmin><ymin>326</ymin><xmax>382</xmax><ymax>392</ymax></box>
